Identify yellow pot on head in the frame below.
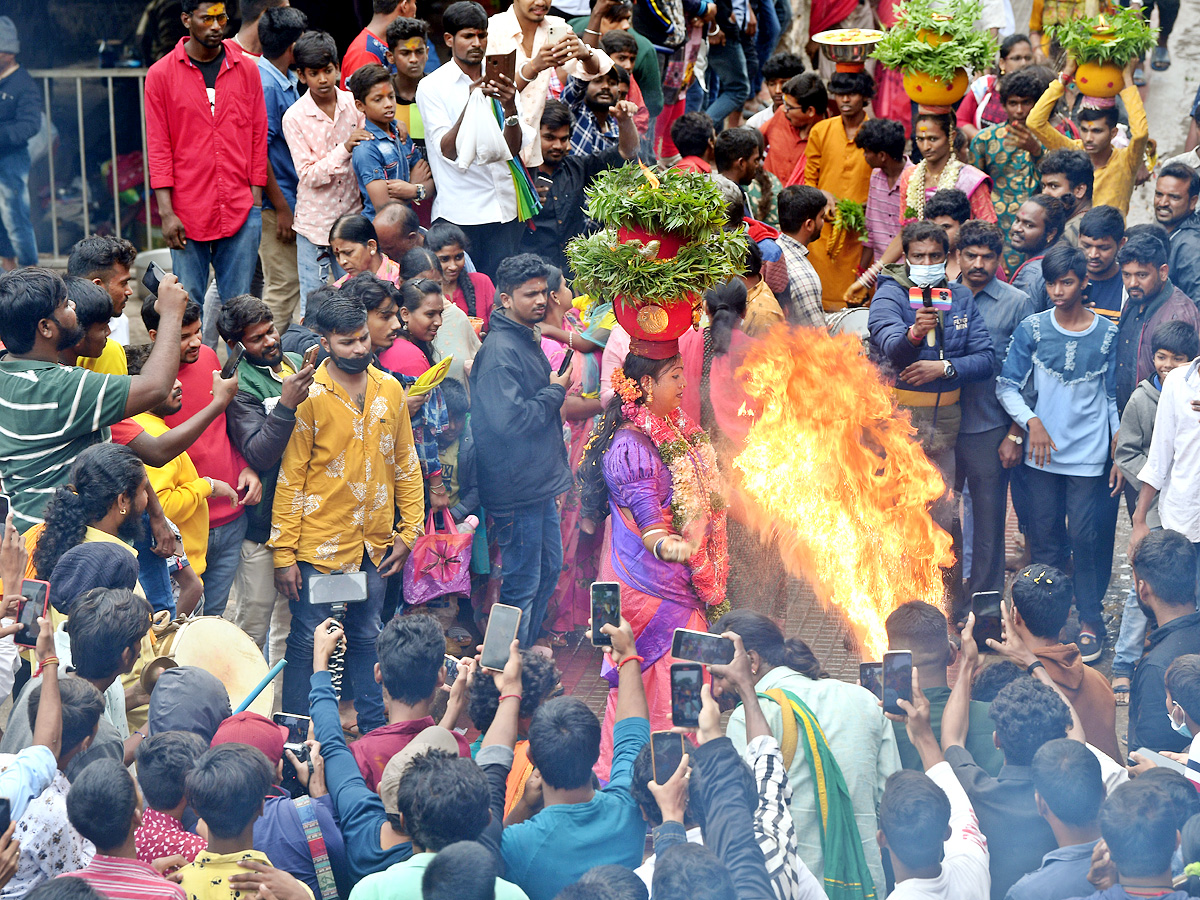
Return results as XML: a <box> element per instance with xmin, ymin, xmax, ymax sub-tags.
<box><xmin>903</xmin><ymin>68</ymin><xmax>970</xmax><ymax>105</ymax></box>
<box><xmin>1075</xmin><ymin>59</ymin><xmax>1125</xmax><ymax>98</ymax></box>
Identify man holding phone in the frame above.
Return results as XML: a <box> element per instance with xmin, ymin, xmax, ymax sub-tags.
<box><xmin>0</xmin><ymin>267</ymin><xmax>188</xmax><ymax>534</ymax></box>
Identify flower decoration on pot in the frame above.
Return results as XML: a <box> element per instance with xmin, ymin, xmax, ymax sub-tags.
<box><xmin>1051</xmin><ymin>8</ymin><xmax>1157</xmax><ymax>98</ymax></box>
<box><xmin>567</xmin><ymin>164</ymin><xmax>748</xmax><ymax>359</ymax></box>
<box><xmin>871</xmin><ymin>0</ymin><xmax>997</xmax><ymax>108</ymax></box>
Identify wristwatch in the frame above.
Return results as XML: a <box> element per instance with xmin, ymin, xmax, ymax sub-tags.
<box><xmin>942</xmin><ymin>360</ymin><xmax>957</xmax><ymax>379</ymax></box>
<box><xmin>1006</xmin><ymin>432</ymin><xmax>1025</xmax><ymax>446</ymax></box>
<box><xmin>503</xmin><ymin>113</ymin><xmax>520</xmax><ymax>128</ymax></box>
<box><xmin>414</xmin><ymin>184</ymin><xmax>426</xmax><ymax>203</ymax></box>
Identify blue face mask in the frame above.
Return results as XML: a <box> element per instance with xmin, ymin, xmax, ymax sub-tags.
<box><xmin>909</xmin><ymin>262</ymin><xmax>947</xmax><ymax>287</ymax></box>
<box><xmin>1170</xmin><ymin>703</ymin><xmax>1193</xmax><ymax>739</ymax></box>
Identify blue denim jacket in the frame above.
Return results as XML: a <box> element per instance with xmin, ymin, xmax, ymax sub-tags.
<box><xmin>352</xmin><ymin>118</ymin><xmax>415</xmax><ymax>220</ymax></box>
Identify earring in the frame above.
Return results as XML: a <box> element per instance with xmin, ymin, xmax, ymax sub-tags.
<box><xmin>645</xmin><ymin>382</ymin><xmax>654</xmax><ymax>404</ymax></box>
<box><xmin>120</xmin><ymin>508</ymin><xmax>127</xmax><ymax>515</ymax></box>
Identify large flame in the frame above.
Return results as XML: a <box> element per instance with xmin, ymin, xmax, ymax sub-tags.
<box><xmin>733</xmin><ymin>327</ymin><xmax>955</xmax><ymax>660</ymax></box>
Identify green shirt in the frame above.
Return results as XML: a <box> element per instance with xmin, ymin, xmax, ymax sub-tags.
<box><xmin>968</xmin><ymin>122</ymin><xmax>1043</xmax><ymax>273</ymax></box>
<box><xmin>348</xmin><ymin>852</ymin><xmax>530</xmax><ymax>900</ymax></box>
<box><xmin>0</xmin><ymin>357</ymin><xmax>131</xmax><ymax>531</ymax></box>
<box><xmin>891</xmin><ymin>685</ymin><xmax>1006</xmax><ymax>776</ymax></box>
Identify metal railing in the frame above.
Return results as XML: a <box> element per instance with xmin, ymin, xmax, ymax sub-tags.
<box><xmin>28</xmin><ymin>68</ymin><xmax>154</xmax><ymax>265</ymax></box>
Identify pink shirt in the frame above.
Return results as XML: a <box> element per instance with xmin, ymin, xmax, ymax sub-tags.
<box><xmin>135</xmin><ymin>808</ymin><xmax>206</xmax><ymax>866</ymax></box>
<box><xmin>377</xmin><ymin>338</ymin><xmax>430</xmax><ymax>376</ymax></box>
<box><xmin>334</xmin><ymin>254</ymin><xmax>401</xmax><ymax>288</ymax></box>
<box><xmin>61</xmin><ymin>855</ymin><xmax>186</xmax><ymax>900</ymax></box>
<box><xmin>282</xmin><ymin>88</ymin><xmax>364</xmax><ymax>246</ymax></box>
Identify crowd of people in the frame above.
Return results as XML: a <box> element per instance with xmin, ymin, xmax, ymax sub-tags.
<box><xmin>4</xmin><ymin>0</ymin><xmax>1200</xmax><ymax>898</ymax></box>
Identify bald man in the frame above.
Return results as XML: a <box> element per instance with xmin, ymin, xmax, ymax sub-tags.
<box><xmin>374</xmin><ymin>201</ymin><xmax>423</xmax><ymax>263</ymax></box>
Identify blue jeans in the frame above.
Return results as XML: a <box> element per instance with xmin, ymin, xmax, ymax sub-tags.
<box><xmin>0</xmin><ymin>148</ymin><xmax>37</xmax><ymax>266</ymax></box>
<box><xmin>134</xmin><ymin>512</ymin><xmax>176</xmax><ymax>615</ymax></box>
<box><xmin>201</xmin><ymin>514</ymin><xmax>248</xmax><ymax>618</ymax></box>
<box><xmin>282</xmin><ymin>554</ymin><xmax>387</xmax><ymax>734</ymax></box>
<box><xmin>492</xmin><ymin>498</ymin><xmax>564</xmax><ymax>647</ymax></box>
<box><xmin>171</xmin><ymin>206</ymin><xmax>262</xmax><ymax>322</ymax></box>
<box><xmin>752</xmin><ymin>0</ymin><xmax>781</xmax><ymax>93</ymax></box>
<box><xmin>774</xmin><ymin>0</ymin><xmax>792</xmax><ymax>44</ymax></box>
<box><xmin>705</xmin><ymin>37</ymin><xmax>752</xmax><ymax>128</ymax></box>
<box><xmin>295</xmin><ymin>232</ymin><xmax>344</xmax><ymax>315</ymax></box>
<box><xmin>1112</xmin><ymin>584</ymin><xmax>1148</xmax><ymax>678</ymax></box>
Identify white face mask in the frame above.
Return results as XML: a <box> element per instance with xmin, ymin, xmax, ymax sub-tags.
<box><xmin>1170</xmin><ymin>702</ymin><xmax>1193</xmax><ymax>739</ymax></box>
<box><xmin>909</xmin><ymin>263</ymin><xmax>947</xmax><ymax>287</ymax></box>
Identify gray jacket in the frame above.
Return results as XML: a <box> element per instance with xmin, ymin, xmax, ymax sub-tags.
<box><xmin>1115</xmin><ymin>376</ymin><xmax>1161</xmax><ymax>528</ymax></box>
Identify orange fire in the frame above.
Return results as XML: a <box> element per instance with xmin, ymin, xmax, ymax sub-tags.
<box><xmin>732</xmin><ymin>327</ymin><xmax>955</xmax><ymax>660</ymax></box>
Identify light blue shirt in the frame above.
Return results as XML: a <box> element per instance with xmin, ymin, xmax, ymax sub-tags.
<box><xmin>0</xmin><ymin>746</ymin><xmax>57</xmax><ymax>823</ymax></box>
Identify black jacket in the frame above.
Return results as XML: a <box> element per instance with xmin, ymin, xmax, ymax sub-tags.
<box><xmin>447</xmin><ymin>422</ymin><xmax>480</xmax><ymax>522</ymax></box>
<box><xmin>1169</xmin><ymin>213</ymin><xmax>1200</xmax><ymax>307</ymax></box>
<box><xmin>1129</xmin><ymin>610</ymin><xmax>1200</xmax><ymax>753</ymax></box>
<box><xmin>469</xmin><ymin>308</ymin><xmax>571</xmax><ymax>511</ymax></box>
<box><xmin>0</xmin><ymin>67</ymin><xmax>40</xmax><ymax>154</ymax></box>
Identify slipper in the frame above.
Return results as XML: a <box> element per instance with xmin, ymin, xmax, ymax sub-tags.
<box><xmin>1133</xmin><ymin>63</ymin><xmax>1148</xmax><ymax>86</ymax></box>
<box><xmin>446</xmin><ymin>625</ymin><xmax>473</xmax><ymax>647</ymax></box>
<box><xmin>1151</xmin><ymin>46</ymin><xmax>1170</xmax><ymax>70</ymax></box>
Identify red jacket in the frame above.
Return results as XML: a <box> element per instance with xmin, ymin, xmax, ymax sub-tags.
<box><xmin>145</xmin><ymin>38</ymin><xmax>268</xmax><ymax>242</ymax></box>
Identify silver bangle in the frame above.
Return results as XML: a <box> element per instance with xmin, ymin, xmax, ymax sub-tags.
<box><xmin>520</xmin><ymin>61</ymin><xmax>538</xmax><ymax>81</ymax></box>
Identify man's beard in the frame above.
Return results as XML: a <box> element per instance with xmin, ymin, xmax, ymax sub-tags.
<box><xmin>117</xmin><ymin>511</ymin><xmax>145</xmax><ymax>546</ymax></box>
<box><xmin>56</xmin><ymin>323</ymin><xmax>85</xmax><ymax>351</ymax></box>
<box><xmin>247</xmin><ymin>345</ymin><xmax>283</xmax><ymax>367</ymax></box>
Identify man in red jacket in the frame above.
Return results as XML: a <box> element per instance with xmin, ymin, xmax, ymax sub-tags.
<box><xmin>144</xmin><ymin>0</ymin><xmax>267</xmax><ymax>346</ymax></box>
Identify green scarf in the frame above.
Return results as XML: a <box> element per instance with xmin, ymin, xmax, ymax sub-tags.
<box><xmin>758</xmin><ymin>688</ymin><xmax>877</xmax><ymax>900</ymax></box>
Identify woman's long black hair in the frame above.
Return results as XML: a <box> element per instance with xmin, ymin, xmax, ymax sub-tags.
<box><xmin>714</xmin><ymin>609</ymin><xmax>828</xmax><ymax>680</ymax></box>
<box><xmin>425</xmin><ymin>222</ymin><xmax>477</xmax><ymax>318</ymax></box>
<box><xmin>399</xmin><ymin>247</ymin><xmax>441</xmax><ymax>280</ymax></box>
<box><xmin>398</xmin><ymin>277</ymin><xmax>442</xmax><ymax>366</ymax></box>
<box><xmin>33</xmin><ymin>443</ymin><xmax>146</xmax><ymax>581</ymax></box>
<box><xmin>577</xmin><ymin>352</ymin><xmax>679</xmax><ymax>523</ymax></box>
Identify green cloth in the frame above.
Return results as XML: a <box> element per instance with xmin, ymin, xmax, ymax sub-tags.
<box><xmin>568</xmin><ymin>18</ymin><xmax>663</xmax><ymax>118</ymax></box>
<box><xmin>892</xmin><ymin>686</ymin><xmax>1005</xmax><ymax>776</ymax></box>
<box><xmin>349</xmin><ymin>853</ymin><xmax>530</xmax><ymax>900</ymax></box>
<box><xmin>760</xmin><ymin>688</ymin><xmax>878</xmax><ymax>900</ymax></box>
<box><xmin>968</xmin><ymin>122</ymin><xmax>1042</xmax><ymax>274</ymax></box>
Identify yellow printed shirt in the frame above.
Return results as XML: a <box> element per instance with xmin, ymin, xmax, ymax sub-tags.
<box><xmin>269</xmin><ymin>361</ymin><xmax>424</xmax><ymax>573</ymax></box>
<box><xmin>1027</xmin><ymin>79</ymin><xmax>1148</xmax><ymax>216</ymax></box>
<box><xmin>132</xmin><ymin>412</ymin><xmax>212</xmax><ymax>576</ymax></box>
<box><xmin>179</xmin><ymin>851</ymin><xmax>314</xmax><ymax>900</ymax></box>
<box><xmin>78</xmin><ymin>338</ymin><xmax>129</xmax><ymax>375</ymax></box>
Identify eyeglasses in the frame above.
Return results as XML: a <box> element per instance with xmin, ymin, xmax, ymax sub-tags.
<box><xmin>193</xmin><ymin>12</ymin><xmax>229</xmax><ymax>25</ymax></box>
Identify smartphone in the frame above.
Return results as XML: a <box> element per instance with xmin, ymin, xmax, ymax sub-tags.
<box><xmin>0</xmin><ymin>797</ymin><xmax>10</xmax><ymax>835</ymax></box>
<box><xmin>882</xmin><ymin>650</ymin><xmax>912</xmax><ymax>716</ymax></box>
<box><xmin>481</xmin><ymin>603</ymin><xmax>522</xmax><ymax>671</ymax></box>
<box><xmin>273</xmin><ymin>712</ymin><xmax>311</xmax><ymax>745</ymax></box>
<box><xmin>15</xmin><ymin>580</ymin><xmax>49</xmax><ymax>649</ymax></box>
<box><xmin>971</xmin><ymin>591</ymin><xmax>1003</xmax><ymax>651</ymax></box>
<box><xmin>0</xmin><ymin>493</ymin><xmax>9</xmax><ymax>524</ymax></box>
<box><xmin>220</xmin><ymin>341</ymin><xmax>245</xmax><ymax>379</ymax></box>
<box><xmin>303</xmin><ymin>343</ymin><xmax>320</xmax><ymax>369</ymax></box>
<box><xmin>307</xmin><ymin>571</ymin><xmax>369</xmax><ymax>605</ymax></box>
<box><xmin>590</xmin><ymin>581</ymin><xmax>620</xmax><ymax>647</ymax></box>
<box><xmin>650</xmin><ymin>731</ymin><xmax>685</xmax><ymax>783</ymax></box>
<box><xmin>670</xmin><ymin>662</ymin><xmax>704</xmax><ymax>728</ymax></box>
<box><xmin>671</xmin><ymin>628</ymin><xmax>735</xmax><ymax>666</ymax></box>
<box><xmin>142</xmin><ymin>261</ymin><xmax>167</xmax><ymax>297</ymax></box>
<box><xmin>546</xmin><ymin>21</ymin><xmax>571</xmax><ymax>45</ymax></box>
<box><xmin>484</xmin><ymin>49</ymin><xmax>517</xmax><ymax>84</ymax></box>
<box><xmin>557</xmin><ymin>348</ymin><xmax>575</xmax><ymax>377</ymax></box>
<box><xmin>444</xmin><ymin>654</ymin><xmax>460</xmax><ymax>686</ymax></box>
<box><xmin>859</xmin><ymin>662</ymin><xmax>883</xmax><ymax>700</ymax></box>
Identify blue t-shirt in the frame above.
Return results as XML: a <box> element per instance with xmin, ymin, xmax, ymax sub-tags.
<box><xmin>255</xmin><ymin>793</ymin><xmax>350</xmax><ymax>899</ymax></box>
<box><xmin>352</xmin><ymin>119</ymin><xmax>414</xmax><ymax>220</ymax></box>
<box><xmin>256</xmin><ymin>56</ymin><xmax>300</xmax><ymax>212</ymax></box>
<box><xmin>500</xmin><ymin>716</ymin><xmax>651</xmax><ymax>900</ymax></box>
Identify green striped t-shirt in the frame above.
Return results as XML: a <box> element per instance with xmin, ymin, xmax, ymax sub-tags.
<box><xmin>0</xmin><ymin>357</ymin><xmax>131</xmax><ymax>532</ymax></box>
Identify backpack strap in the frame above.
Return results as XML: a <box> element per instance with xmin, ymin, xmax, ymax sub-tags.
<box><xmin>293</xmin><ymin>795</ymin><xmax>338</xmax><ymax>900</ymax></box>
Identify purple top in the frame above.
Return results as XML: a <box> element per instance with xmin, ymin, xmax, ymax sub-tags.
<box><xmin>603</xmin><ymin>428</ymin><xmax>701</xmax><ymax>610</ymax></box>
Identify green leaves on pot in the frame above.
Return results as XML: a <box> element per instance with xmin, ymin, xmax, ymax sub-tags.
<box><xmin>566</xmin><ymin>227</ymin><xmax>749</xmax><ymax>306</ymax></box>
<box><xmin>1051</xmin><ymin>7</ymin><xmax>1157</xmax><ymax>67</ymax></box>
<box><xmin>582</xmin><ymin>164</ymin><xmax>732</xmax><ymax>238</ymax></box>
<box><xmin>871</xmin><ymin>0</ymin><xmax>997</xmax><ymax>83</ymax></box>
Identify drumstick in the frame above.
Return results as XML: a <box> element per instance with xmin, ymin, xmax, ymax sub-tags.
<box><xmin>234</xmin><ymin>658</ymin><xmax>288</xmax><ymax>714</ymax></box>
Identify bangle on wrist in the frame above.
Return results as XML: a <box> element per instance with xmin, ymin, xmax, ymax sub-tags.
<box><xmin>652</xmin><ymin>537</ymin><xmax>667</xmax><ymax>560</ymax></box>
<box><xmin>584</xmin><ymin>27</ymin><xmax>602</xmax><ymax>35</ymax></box>
<box><xmin>618</xmin><ymin>655</ymin><xmax>644</xmax><ymax>668</ymax></box>
<box><xmin>499</xmin><ymin>693</ymin><xmax>523</xmax><ymax>703</ymax></box>
<box><xmin>1026</xmin><ymin>660</ymin><xmax>1045</xmax><ymax>676</ymax></box>
<box><xmin>520</xmin><ymin>62</ymin><xmax>538</xmax><ymax>81</ymax></box>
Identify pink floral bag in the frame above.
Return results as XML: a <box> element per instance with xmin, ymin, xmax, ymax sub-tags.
<box><xmin>402</xmin><ymin>511</ymin><xmax>473</xmax><ymax>604</ymax></box>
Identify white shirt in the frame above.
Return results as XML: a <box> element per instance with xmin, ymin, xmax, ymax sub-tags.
<box><xmin>1139</xmin><ymin>360</ymin><xmax>1200</xmax><ymax>540</ymax></box>
<box><xmin>888</xmin><ymin>761</ymin><xmax>989</xmax><ymax>900</ymax></box>
<box><xmin>485</xmin><ymin>8</ymin><xmax>611</xmax><ymax>167</ymax></box>
<box><xmin>416</xmin><ymin>59</ymin><xmax>535</xmax><ymax>226</ymax></box>
<box><xmin>1</xmin><ymin>770</ymin><xmax>94</xmax><ymax>900</ymax></box>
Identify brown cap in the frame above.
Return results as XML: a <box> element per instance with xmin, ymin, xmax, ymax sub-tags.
<box><xmin>378</xmin><ymin>726</ymin><xmax>461</xmax><ymax>814</ymax></box>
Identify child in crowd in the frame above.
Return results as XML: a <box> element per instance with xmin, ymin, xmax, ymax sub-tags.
<box><xmin>63</xmin><ymin>759</ymin><xmax>186</xmax><ymax>900</ymax></box>
<box><xmin>347</xmin><ymin>64</ymin><xmax>429</xmax><ymax>221</ymax></box>
<box><xmin>1112</xmin><ymin>320</ymin><xmax>1200</xmax><ymax>699</ymax></box>
<box><xmin>134</xmin><ymin>732</ymin><xmax>210</xmax><ymax>865</ymax></box>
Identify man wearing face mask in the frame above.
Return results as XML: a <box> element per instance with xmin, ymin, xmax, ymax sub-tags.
<box><xmin>1126</xmin><ymin>530</ymin><xmax>1200</xmax><ymax>754</ymax></box>
<box><xmin>269</xmin><ymin>297</ymin><xmax>425</xmax><ymax>733</ymax></box>
<box><xmin>868</xmin><ymin>221</ymin><xmax>996</xmax><ymax>542</ymax></box>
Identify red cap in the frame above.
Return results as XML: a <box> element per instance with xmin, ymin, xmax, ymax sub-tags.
<box><xmin>211</xmin><ymin>711</ymin><xmax>288</xmax><ymax>765</ymax></box>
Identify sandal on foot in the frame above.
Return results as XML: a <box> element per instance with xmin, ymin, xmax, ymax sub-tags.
<box><xmin>1151</xmin><ymin>46</ymin><xmax>1170</xmax><ymax>70</ymax></box>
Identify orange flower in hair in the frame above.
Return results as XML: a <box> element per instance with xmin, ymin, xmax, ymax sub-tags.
<box><xmin>611</xmin><ymin>367</ymin><xmax>642</xmax><ymax>403</ymax></box>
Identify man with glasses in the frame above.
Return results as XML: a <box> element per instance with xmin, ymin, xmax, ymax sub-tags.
<box><xmin>760</xmin><ymin>72</ymin><xmax>826</xmax><ymax>186</ymax></box>
<box><xmin>145</xmin><ymin>0</ymin><xmax>268</xmax><ymax>342</ymax></box>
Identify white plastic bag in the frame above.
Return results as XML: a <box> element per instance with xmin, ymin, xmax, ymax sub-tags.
<box><xmin>453</xmin><ymin>89</ymin><xmax>513</xmax><ymax>172</ymax></box>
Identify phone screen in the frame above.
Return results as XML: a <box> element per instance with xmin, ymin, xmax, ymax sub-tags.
<box><xmin>650</xmin><ymin>731</ymin><xmax>685</xmax><ymax>783</ymax></box>
<box><xmin>444</xmin><ymin>655</ymin><xmax>459</xmax><ymax>686</ymax></box>
<box><xmin>670</xmin><ymin>663</ymin><xmax>704</xmax><ymax>728</ymax></box>
<box><xmin>0</xmin><ymin>494</ymin><xmax>9</xmax><ymax>524</ymax></box>
<box><xmin>882</xmin><ymin>651</ymin><xmax>912</xmax><ymax>716</ymax></box>
<box><xmin>590</xmin><ymin>582</ymin><xmax>620</xmax><ymax>647</ymax></box>
<box><xmin>308</xmin><ymin>571</ymin><xmax>369</xmax><ymax>605</ymax></box>
<box><xmin>15</xmin><ymin>581</ymin><xmax>47</xmax><ymax>648</ymax></box>
<box><xmin>671</xmin><ymin>628</ymin><xmax>735</xmax><ymax>666</ymax></box>
<box><xmin>481</xmin><ymin>604</ymin><xmax>522</xmax><ymax>670</ymax></box>
<box><xmin>273</xmin><ymin>713</ymin><xmax>311</xmax><ymax>745</ymax></box>
<box><xmin>860</xmin><ymin>662</ymin><xmax>883</xmax><ymax>700</ymax></box>
<box><xmin>971</xmin><ymin>591</ymin><xmax>1003</xmax><ymax>651</ymax></box>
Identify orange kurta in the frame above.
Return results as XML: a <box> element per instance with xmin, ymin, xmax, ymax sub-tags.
<box><xmin>804</xmin><ymin>116</ymin><xmax>873</xmax><ymax>311</ymax></box>
<box><xmin>762</xmin><ymin>107</ymin><xmax>810</xmax><ymax>186</ymax></box>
